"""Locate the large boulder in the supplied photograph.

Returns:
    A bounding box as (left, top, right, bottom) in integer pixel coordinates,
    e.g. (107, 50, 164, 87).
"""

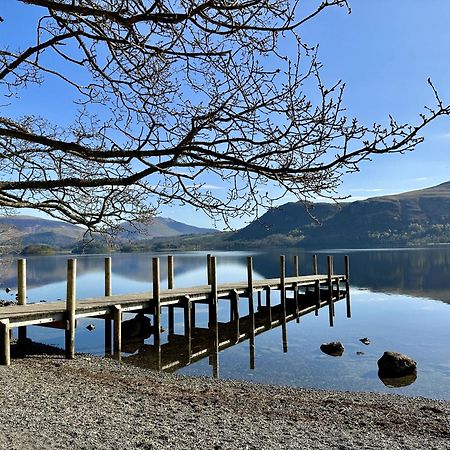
(122, 313, 153, 340)
(320, 341, 344, 357)
(377, 351, 417, 378)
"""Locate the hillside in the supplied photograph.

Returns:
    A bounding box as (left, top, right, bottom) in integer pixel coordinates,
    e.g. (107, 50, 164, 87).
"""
(233, 181, 450, 248)
(0, 215, 217, 253)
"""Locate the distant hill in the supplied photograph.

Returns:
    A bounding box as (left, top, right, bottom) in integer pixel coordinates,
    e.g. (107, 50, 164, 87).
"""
(231, 181, 450, 248)
(0, 215, 217, 253)
(0, 215, 84, 249)
(117, 217, 216, 241)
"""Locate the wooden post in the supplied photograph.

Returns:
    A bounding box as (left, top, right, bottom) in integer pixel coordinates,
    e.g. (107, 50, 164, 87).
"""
(345, 255, 351, 318)
(281, 320, 288, 353)
(207, 254, 212, 285)
(313, 254, 318, 275)
(293, 282, 300, 323)
(167, 255, 174, 289)
(17, 259, 27, 343)
(104, 257, 112, 355)
(168, 307, 175, 334)
(280, 255, 286, 322)
(153, 257, 161, 346)
(293, 255, 299, 277)
(231, 289, 240, 343)
(183, 296, 191, 336)
(327, 256, 334, 327)
(315, 280, 321, 315)
(190, 302, 196, 328)
(265, 286, 272, 326)
(0, 319, 10, 366)
(210, 257, 219, 366)
(247, 257, 255, 338)
(104, 257, 112, 296)
(113, 305, 122, 360)
(65, 258, 77, 359)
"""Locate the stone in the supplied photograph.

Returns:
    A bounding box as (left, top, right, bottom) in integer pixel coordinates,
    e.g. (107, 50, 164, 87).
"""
(359, 337, 370, 345)
(320, 341, 344, 357)
(377, 351, 417, 378)
(122, 313, 153, 340)
(86, 323, 95, 331)
(379, 372, 417, 388)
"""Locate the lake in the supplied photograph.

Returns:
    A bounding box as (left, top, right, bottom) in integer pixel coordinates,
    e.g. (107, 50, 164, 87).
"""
(1, 248, 449, 400)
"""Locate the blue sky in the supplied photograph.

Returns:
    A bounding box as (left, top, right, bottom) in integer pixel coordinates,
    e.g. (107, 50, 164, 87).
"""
(2, 0, 450, 229)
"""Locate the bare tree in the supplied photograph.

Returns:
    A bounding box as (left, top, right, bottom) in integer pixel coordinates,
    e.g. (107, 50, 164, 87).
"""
(0, 0, 449, 231)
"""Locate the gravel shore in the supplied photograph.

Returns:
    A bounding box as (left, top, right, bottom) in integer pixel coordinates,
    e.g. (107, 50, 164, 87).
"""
(0, 352, 449, 450)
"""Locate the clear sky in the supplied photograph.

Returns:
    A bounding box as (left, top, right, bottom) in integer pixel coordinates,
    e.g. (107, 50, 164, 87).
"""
(2, 0, 450, 229)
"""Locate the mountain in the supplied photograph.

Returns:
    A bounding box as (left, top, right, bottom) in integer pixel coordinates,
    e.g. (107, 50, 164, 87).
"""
(231, 181, 450, 248)
(117, 217, 216, 241)
(0, 215, 217, 253)
(0, 216, 84, 248)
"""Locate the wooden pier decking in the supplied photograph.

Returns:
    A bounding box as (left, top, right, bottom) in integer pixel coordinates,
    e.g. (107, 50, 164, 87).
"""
(0, 254, 350, 366)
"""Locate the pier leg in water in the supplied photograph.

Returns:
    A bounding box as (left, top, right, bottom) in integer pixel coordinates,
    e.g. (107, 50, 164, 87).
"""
(247, 257, 255, 368)
(345, 255, 351, 318)
(113, 305, 122, 361)
(231, 289, 240, 344)
(264, 286, 272, 326)
(168, 306, 175, 335)
(183, 296, 192, 359)
(104, 257, 112, 356)
(0, 319, 10, 366)
(315, 280, 321, 316)
(294, 282, 300, 323)
(281, 320, 288, 353)
(280, 255, 286, 323)
(190, 302, 196, 328)
(17, 259, 27, 344)
(65, 259, 77, 360)
(210, 257, 219, 377)
(153, 257, 161, 347)
(327, 255, 334, 327)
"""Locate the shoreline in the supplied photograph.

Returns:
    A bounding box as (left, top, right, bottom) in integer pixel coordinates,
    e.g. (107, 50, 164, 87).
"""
(0, 353, 448, 449)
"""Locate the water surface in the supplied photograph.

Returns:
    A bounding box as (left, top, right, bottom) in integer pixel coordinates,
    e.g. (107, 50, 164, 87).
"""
(1, 248, 449, 400)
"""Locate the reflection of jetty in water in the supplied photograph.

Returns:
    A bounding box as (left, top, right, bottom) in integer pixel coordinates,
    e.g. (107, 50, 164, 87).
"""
(122, 284, 350, 376)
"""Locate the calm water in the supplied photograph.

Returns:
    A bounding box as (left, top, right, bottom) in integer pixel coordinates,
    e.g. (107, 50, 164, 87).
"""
(1, 248, 450, 400)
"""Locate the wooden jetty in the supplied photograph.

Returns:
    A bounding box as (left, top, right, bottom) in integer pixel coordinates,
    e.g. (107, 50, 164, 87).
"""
(0, 254, 350, 366)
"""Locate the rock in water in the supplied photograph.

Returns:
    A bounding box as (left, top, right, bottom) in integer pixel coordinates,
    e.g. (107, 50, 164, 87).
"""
(320, 341, 344, 357)
(86, 323, 95, 332)
(359, 337, 370, 345)
(377, 351, 417, 377)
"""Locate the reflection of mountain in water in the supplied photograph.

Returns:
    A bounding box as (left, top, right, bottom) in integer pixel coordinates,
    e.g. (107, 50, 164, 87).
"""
(1, 249, 449, 305)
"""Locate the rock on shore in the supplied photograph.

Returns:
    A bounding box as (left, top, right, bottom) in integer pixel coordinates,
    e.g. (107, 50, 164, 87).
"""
(0, 355, 449, 450)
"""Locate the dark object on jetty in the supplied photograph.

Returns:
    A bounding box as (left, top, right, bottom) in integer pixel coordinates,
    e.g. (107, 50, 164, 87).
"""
(320, 341, 344, 357)
(377, 351, 417, 378)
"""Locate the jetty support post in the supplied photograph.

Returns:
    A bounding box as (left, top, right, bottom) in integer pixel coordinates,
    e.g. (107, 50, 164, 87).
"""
(0, 319, 10, 366)
(327, 256, 334, 327)
(280, 255, 286, 322)
(247, 257, 255, 338)
(282, 320, 288, 353)
(345, 255, 351, 318)
(210, 257, 219, 368)
(207, 254, 212, 285)
(314, 279, 321, 316)
(167, 255, 175, 334)
(113, 304, 122, 360)
(313, 254, 318, 275)
(104, 257, 112, 355)
(153, 257, 161, 346)
(294, 255, 299, 277)
(17, 258, 27, 343)
(264, 286, 272, 326)
(247, 257, 255, 367)
(231, 289, 240, 343)
(65, 258, 77, 359)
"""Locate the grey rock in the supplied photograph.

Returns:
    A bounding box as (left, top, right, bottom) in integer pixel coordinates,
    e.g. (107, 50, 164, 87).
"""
(377, 351, 417, 377)
(320, 341, 344, 356)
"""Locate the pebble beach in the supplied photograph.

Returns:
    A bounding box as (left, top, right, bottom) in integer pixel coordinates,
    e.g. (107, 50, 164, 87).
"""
(0, 351, 448, 450)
